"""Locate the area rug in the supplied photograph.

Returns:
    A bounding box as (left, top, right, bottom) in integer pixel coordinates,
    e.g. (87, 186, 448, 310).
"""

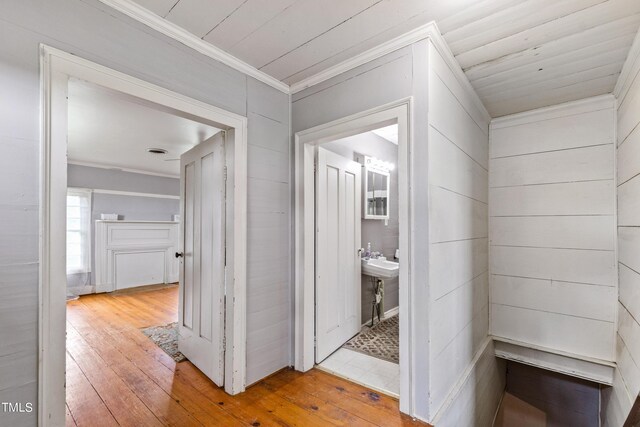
(343, 315, 399, 363)
(140, 322, 187, 363)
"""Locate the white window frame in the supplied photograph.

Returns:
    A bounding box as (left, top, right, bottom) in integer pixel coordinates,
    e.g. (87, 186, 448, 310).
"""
(66, 187, 92, 275)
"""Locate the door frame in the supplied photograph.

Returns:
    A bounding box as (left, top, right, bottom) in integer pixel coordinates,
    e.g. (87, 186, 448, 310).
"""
(294, 98, 417, 415)
(39, 45, 247, 426)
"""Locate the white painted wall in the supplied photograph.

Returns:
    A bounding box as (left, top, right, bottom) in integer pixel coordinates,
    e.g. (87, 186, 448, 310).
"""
(293, 36, 505, 424)
(1, 1, 289, 424)
(427, 41, 505, 426)
(293, 39, 432, 420)
(67, 164, 180, 293)
(602, 30, 640, 427)
(489, 96, 617, 364)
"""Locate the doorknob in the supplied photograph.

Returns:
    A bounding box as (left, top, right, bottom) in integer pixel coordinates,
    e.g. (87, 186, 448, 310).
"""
(357, 248, 364, 255)
(175, 252, 184, 258)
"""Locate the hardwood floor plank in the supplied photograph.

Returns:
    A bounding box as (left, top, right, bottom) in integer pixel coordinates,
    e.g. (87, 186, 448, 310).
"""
(67, 309, 202, 426)
(66, 286, 428, 427)
(69, 300, 244, 426)
(67, 325, 165, 427)
(65, 351, 119, 427)
(65, 404, 77, 427)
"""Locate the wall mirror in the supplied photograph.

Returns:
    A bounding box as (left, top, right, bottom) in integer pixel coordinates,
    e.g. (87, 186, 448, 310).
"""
(363, 157, 390, 219)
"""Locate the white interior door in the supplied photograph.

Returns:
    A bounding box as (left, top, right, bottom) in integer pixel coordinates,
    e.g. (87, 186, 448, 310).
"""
(315, 146, 362, 362)
(178, 132, 226, 385)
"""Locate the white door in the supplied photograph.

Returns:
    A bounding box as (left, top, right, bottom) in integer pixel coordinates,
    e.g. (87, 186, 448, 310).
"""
(315, 147, 362, 362)
(178, 132, 226, 385)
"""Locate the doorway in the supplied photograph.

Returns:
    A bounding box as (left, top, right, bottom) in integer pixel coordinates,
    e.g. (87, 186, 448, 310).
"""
(314, 125, 401, 397)
(294, 98, 417, 415)
(39, 46, 248, 426)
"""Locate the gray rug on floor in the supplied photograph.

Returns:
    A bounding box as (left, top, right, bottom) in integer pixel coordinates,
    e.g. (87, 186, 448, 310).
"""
(140, 322, 187, 363)
(344, 315, 399, 363)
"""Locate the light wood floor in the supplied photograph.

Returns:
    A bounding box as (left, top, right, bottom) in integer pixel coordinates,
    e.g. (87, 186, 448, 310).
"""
(66, 285, 428, 426)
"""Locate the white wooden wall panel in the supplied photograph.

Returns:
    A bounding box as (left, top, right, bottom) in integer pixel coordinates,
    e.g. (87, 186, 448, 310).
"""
(602, 36, 640, 425)
(433, 340, 505, 427)
(490, 108, 613, 158)
(491, 216, 615, 250)
(426, 41, 497, 421)
(431, 304, 489, 412)
(292, 47, 413, 131)
(618, 303, 640, 392)
(430, 239, 488, 301)
(429, 74, 488, 169)
(617, 333, 640, 400)
(429, 187, 487, 244)
(490, 144, 613, 187)
(603, 369, 634, 427)
(491, 246, 616, 287)
(618, 227, 640, 273)
(617, 125, 640, 184)
(620, 263, 640, 322)
(491, 275, 615, 322)
(292, 40, 433, 420)
(431, 273, 488, 357)
(618, 76, 640, 145)
(429, 45, 490, 132)
(489, 96, 617, 367)
(490, 180, 614, 217)
(0, 4, 294, 422)
(618, 178, 640, 226)
(428, 128, 488, 203)
(245, 79, 291, 385)
(491, 304, 613, 360)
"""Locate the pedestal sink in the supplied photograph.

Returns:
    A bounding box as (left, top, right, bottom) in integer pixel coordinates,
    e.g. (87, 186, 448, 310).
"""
(361, 257, 399, 279)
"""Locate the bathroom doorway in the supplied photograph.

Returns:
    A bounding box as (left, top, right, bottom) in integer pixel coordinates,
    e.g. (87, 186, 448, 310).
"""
(294, 99, 419, 415)
(314, 125, 401, 396)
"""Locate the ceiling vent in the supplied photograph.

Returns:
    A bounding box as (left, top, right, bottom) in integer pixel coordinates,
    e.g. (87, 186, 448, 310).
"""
(146, 148, 168, 155)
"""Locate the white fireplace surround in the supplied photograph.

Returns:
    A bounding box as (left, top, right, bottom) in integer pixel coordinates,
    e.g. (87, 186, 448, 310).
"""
(95, 220, 179, 292)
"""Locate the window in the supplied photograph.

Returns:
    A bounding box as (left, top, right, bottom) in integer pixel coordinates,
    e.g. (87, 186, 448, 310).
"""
(67, 188, 92, 274)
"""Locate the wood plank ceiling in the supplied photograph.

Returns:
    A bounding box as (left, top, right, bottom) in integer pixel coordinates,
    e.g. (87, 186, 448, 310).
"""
(131, 0, 640, 116)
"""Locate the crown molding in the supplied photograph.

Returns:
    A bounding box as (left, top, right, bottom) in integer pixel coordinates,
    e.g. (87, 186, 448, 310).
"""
(614, 26, 640, 102)
(490, 94, 615, 130)
(98, 0, 290, 94)
(97, 1, 491, 120)
(290, 21, 491, 123)
(289, 22, 440, 94)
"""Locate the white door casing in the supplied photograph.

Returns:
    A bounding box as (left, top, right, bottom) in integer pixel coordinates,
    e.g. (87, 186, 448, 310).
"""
(179, 132, 226, 385)
(315, 147, 362, 362)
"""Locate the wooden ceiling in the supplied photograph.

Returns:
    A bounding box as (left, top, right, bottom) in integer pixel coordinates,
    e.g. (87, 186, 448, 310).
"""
(129, 0, 640, 116)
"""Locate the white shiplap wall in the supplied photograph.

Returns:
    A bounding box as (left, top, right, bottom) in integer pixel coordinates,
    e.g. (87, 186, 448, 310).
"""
(245, 78, 291, 385)
(489, 96, 617, 364)
(0, 1, 290, 424)
(602, 29, 640, 427)
(427, 41, 505, 425)
(292, 40, 433, 420)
